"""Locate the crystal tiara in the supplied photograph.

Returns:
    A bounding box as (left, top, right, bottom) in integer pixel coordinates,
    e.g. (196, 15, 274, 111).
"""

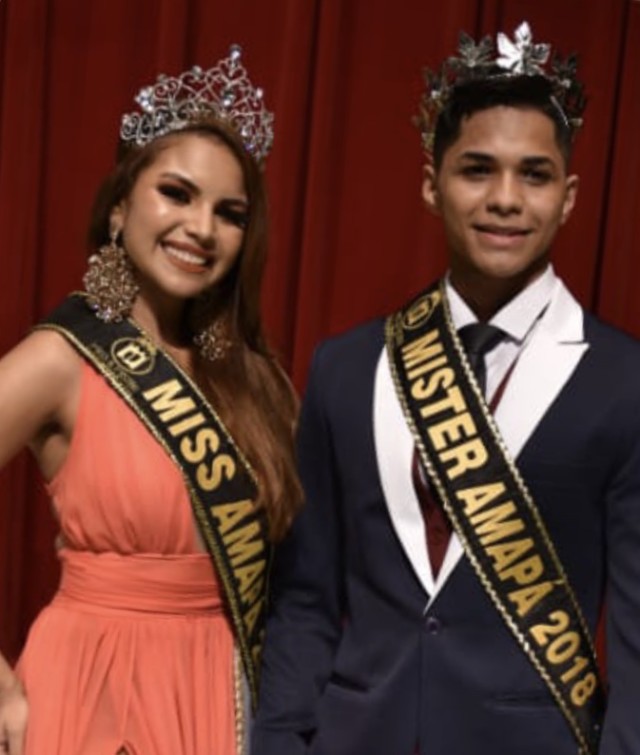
(120, 44, 274, 163)
(416, 21, 586, 157)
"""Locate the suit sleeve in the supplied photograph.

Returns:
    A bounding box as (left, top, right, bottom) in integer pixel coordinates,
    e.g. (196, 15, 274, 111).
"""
(251, 344, 345, 755)
(600, 387, 640, 754)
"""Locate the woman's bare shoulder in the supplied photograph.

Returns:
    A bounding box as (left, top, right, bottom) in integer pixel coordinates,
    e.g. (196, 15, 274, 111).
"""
(0, 329, 83, 467)
(2, 328, 81, 374)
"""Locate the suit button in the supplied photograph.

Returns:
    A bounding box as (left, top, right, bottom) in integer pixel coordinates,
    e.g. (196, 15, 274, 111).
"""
(425, 616, 441, 634)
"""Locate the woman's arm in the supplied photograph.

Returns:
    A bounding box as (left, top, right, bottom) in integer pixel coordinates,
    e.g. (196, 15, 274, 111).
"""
(0, 654, 27, 754)
(0, 328, 82, 753)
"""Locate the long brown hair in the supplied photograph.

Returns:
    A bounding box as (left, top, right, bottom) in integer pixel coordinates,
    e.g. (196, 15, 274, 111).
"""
(88, 122, 302, 540)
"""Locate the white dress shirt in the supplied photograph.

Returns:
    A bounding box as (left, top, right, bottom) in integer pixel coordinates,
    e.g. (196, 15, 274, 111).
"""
(446, 265, 557, 399)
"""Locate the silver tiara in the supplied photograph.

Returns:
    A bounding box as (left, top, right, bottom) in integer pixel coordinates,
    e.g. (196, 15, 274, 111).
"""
(417, 21, 586, 157)
(120, 44, 274, 162)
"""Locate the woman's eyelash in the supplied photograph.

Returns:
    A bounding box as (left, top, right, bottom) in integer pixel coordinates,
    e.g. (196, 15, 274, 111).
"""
(218, 206, 249, 229)
(159, 184, 191, 202)
(157, 185, 248, 227)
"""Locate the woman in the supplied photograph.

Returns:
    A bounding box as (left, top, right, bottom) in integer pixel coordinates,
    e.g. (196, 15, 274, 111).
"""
(0, 45, 300, 754)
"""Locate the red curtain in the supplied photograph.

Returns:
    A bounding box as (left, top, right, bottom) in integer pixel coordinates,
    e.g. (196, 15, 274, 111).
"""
(1, 0, 638, 661)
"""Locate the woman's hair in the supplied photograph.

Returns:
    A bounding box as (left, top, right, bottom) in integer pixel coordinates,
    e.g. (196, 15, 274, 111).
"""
(88, 122, 302, 540)
(433, 74, 574, 170)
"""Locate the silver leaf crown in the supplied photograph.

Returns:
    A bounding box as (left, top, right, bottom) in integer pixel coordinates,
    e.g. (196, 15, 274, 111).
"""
(120, 44, 274, 163)
(417, 21, 586, 157)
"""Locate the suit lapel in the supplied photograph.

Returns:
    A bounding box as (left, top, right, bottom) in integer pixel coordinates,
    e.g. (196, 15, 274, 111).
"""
(373, 278, 588, 606)
(494, 278, 589, 459)
(374, 351, 436, 597)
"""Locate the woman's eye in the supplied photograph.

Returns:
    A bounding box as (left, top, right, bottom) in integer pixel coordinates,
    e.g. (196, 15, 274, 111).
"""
(158, 184, 191, 203)
(218, 205, 249, 229)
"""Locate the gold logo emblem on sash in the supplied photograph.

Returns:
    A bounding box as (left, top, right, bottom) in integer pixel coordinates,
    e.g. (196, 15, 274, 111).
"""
(403, 290, 440, 330)
(111, 337, 156, 375)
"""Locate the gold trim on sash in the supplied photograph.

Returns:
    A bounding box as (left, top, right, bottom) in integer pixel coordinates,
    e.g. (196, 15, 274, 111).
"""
(36, 294, 271, 724)
(385, 281, 604, 754)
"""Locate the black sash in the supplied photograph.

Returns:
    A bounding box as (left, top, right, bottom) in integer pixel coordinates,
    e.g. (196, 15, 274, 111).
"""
(37, 293, 271, 709)
(385, 281, 604, 754)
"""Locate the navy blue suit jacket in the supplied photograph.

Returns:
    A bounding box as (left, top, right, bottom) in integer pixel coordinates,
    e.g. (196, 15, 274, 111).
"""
(252, 299, 640, 754)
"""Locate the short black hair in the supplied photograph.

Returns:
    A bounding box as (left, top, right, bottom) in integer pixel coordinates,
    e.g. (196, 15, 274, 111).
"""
(432, 74, 573, 169)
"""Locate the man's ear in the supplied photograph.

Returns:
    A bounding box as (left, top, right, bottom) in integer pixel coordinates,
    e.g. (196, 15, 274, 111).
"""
(560, 174, 579, 226)
(421, 163, 440, 216)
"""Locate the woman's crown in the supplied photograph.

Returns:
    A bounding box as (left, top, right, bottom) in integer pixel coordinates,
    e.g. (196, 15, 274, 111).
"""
(120, 44, 274, 163)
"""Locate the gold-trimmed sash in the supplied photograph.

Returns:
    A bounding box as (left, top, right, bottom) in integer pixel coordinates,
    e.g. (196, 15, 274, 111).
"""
(36, 293, 271, 711)
(385, 281, 604, 754)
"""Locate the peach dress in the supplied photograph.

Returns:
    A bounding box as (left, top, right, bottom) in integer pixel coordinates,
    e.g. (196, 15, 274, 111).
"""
(17, 361, 238, 755)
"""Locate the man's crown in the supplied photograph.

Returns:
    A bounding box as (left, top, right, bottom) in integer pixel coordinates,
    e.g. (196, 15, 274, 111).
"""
(416, 21, 586, 157)
(120, 44, 274, 163)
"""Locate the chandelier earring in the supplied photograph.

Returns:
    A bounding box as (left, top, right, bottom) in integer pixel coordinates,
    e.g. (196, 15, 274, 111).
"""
(193, 316, 233, 362)
(190, 291, 233, 362)
(83, 228, 139, 322)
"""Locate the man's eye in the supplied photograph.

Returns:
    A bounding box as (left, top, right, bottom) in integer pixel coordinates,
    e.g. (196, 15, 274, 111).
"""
(461, 164, 491, 177)
(159, 184, 190, 203)
(523, 169, 551, 184)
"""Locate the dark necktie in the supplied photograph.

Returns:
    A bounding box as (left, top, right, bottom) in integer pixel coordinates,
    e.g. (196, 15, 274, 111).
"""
(412, 322, 505, 578)
(457, 322, 505, 396)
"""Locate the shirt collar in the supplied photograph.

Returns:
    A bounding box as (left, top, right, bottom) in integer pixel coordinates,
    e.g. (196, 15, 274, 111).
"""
(445, 265, 557, 343)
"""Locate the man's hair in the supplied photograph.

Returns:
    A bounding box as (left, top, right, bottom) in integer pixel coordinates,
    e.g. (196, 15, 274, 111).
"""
(432, 74, 573, 169)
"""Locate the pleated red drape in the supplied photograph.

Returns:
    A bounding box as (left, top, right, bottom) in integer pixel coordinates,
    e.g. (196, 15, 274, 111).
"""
(1, 0, 639, 662)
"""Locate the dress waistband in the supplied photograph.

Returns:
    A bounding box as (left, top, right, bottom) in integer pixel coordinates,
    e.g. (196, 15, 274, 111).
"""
(55, 548, 222, 617)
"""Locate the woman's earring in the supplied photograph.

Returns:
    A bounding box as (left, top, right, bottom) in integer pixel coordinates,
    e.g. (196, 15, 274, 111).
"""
(193, 317, 232, 362)
(83, 228, 138, 322)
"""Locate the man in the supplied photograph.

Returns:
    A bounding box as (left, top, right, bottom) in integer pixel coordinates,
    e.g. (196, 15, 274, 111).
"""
(252, 22, 640, 755)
